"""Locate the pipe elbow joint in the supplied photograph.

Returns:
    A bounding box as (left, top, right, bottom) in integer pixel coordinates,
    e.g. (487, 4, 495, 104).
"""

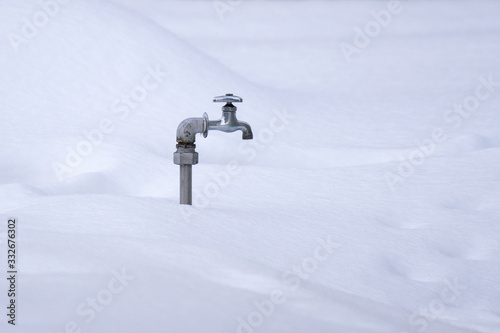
(176, 114, 208, 144)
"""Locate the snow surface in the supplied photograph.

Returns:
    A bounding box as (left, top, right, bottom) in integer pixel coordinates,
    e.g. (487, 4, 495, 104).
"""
(1, 0, 500, 332)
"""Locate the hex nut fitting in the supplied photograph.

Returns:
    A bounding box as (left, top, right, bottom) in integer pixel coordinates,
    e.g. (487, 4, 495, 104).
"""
(173, 151, 199, 165)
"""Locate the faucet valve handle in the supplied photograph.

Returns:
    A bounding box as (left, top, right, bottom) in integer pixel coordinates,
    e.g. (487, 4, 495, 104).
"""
(213, 93, 243, 104)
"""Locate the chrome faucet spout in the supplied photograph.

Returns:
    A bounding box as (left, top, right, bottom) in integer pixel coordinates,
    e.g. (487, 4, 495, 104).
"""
(238, 121, 253, 140)
(208, 110, 253, 140)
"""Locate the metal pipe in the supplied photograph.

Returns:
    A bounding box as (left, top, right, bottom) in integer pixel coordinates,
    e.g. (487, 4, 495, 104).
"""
(179, 164, 192, 204)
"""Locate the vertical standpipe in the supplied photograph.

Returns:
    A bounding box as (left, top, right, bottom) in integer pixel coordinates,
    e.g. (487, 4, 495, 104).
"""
(179, 164, 192, 204)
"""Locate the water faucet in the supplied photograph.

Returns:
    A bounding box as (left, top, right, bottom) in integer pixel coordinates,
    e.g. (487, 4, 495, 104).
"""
(173, 94, 253, 205)
(208, 94, 253, 140)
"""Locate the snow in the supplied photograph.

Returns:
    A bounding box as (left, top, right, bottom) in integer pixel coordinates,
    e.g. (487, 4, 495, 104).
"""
(1, 0, 500, 332)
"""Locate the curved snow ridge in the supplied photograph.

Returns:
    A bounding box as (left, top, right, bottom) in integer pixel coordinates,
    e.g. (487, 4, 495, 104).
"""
(293, 134, 500, 170)
(1, 0, 249, 83)
(0, 183, 47, 212)
(437, 133, 499, 155)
